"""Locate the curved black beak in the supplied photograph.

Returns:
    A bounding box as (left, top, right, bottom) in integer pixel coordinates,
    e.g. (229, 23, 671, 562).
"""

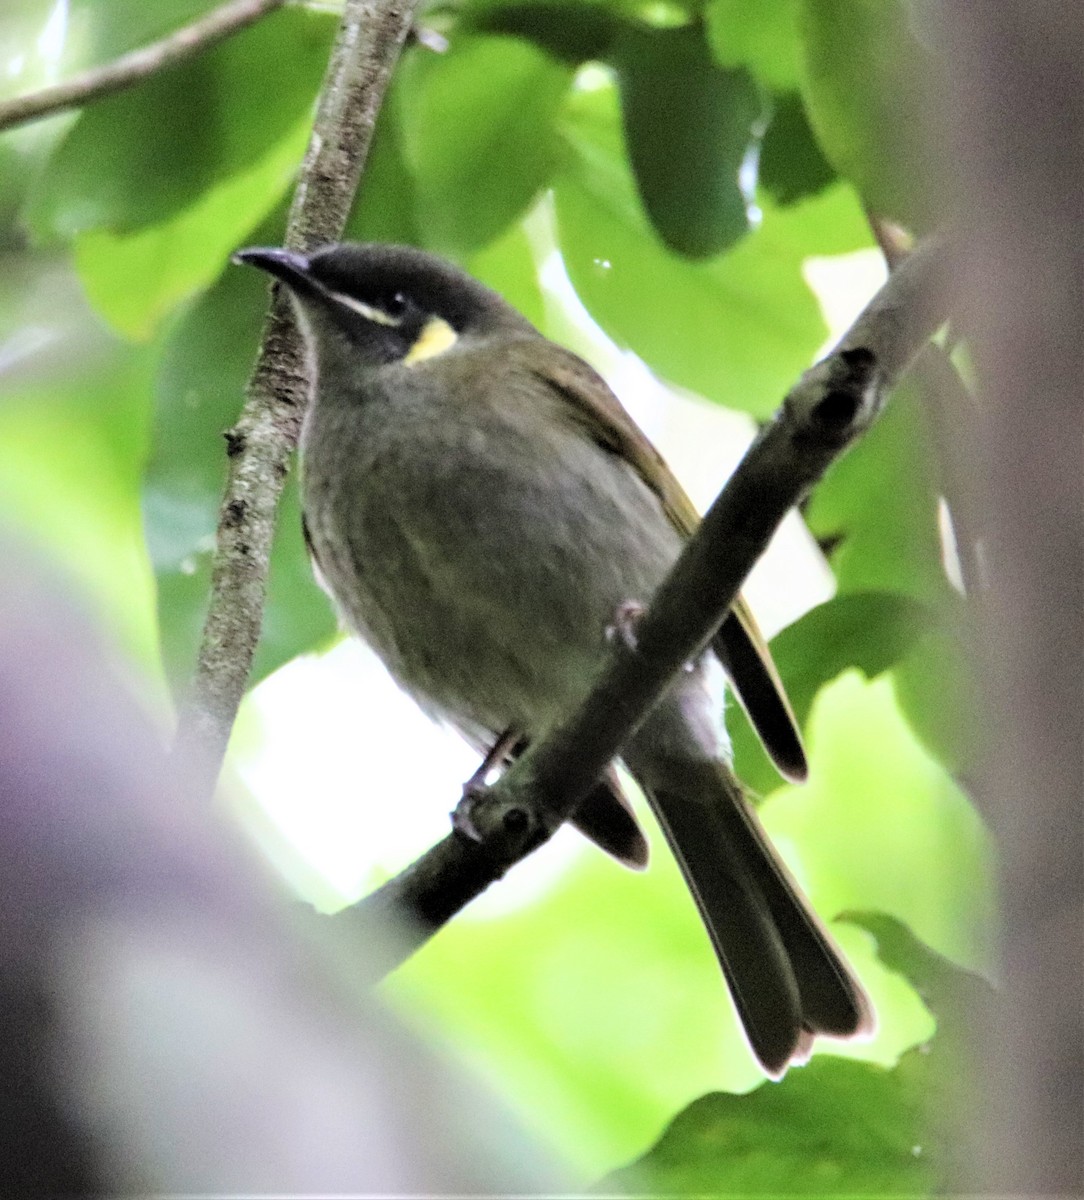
(232, 246, 318, 296)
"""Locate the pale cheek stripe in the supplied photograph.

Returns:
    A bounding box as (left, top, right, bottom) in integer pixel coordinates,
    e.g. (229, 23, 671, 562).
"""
(329, 291, 402, 326)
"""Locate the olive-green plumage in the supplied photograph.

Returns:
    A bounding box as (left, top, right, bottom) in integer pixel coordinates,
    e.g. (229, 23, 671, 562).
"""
(236, 241, 873, 1075)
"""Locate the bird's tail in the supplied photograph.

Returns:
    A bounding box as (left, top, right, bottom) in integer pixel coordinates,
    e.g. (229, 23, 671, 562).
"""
(635, 757, 874, 1076)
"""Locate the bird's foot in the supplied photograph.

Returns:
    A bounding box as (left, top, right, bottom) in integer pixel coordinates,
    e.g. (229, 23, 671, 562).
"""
(606, 599, 646, 650)
(454, 726, 523, 842)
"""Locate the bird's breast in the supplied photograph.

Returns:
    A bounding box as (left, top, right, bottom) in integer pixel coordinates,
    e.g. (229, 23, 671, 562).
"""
(300, 354, 686, 738)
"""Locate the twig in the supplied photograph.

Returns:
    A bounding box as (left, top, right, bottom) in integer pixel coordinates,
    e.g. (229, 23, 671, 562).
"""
(0, 0, 286, 134)
(910, 346, 987, 595)
(340, 234, 953, 974)
(868, 212, 986, 595)
(172, 0, 420, 794)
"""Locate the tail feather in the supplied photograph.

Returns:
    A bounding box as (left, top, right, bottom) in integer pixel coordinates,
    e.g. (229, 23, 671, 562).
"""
(637, 758, 873, 1075)
(570, 771, 650, 869)
(713, 612, 808, 783)
(717, 779, 873, 1038)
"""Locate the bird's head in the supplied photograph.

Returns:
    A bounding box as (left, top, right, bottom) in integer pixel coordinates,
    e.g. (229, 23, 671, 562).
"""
(233, 242, 533, 374)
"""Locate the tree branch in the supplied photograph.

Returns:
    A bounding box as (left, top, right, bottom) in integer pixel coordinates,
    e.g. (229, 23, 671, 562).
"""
(939, 4, 1084, 1193)
(0, 0, 286, 134)
(341, 233, 953, 974)
(172, 0, 421, 794)
(867, 211, 986, 596)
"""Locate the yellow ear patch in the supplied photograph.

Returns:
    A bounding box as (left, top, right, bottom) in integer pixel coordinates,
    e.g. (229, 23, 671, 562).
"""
(404, 315, 459, 365)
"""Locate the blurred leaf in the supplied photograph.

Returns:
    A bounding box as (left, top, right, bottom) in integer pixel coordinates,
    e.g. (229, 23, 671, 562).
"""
(65, 0, 219, 65)
(464, 1, 620, 62)
(842, 911, 995, 1041)
(26, 5, 333, 239)
(758, 91, 837, 206)
(731, 591, 929, 795)
(805, 378, 947, 602)
(0, 140, 35, 237)
(460, 0, 696, 25)
(765, 671, 996, 975)
(892, 618, 982, 779)
(73, 117, 308, 339)
(704, 0, 801, 91)
(553, 80, 869, 415)
(612, 21, 760, 259)
(147, 238, 336, 689)
(843, 911, 993, 1183)
(795, 0, 938, 228)
(602, 1056, 933, 1195)
(345, 94, 421, 247)
(258, 471, 339, 680)
(395, 36, 572, 258)
(0, 312, 159, 666)
(469, 221, 547, 330)
(0, 0, 78, 104)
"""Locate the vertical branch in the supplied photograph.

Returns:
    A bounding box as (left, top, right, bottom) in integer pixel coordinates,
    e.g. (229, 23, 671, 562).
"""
(941, 3, 1084, 1194)
(172, 0, 421, 794)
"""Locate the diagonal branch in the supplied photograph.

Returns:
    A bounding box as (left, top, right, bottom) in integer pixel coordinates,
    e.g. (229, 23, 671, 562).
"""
(342, 234, 952, 976)
(172, 0, 421, 795)
(0, 0, 286, 134)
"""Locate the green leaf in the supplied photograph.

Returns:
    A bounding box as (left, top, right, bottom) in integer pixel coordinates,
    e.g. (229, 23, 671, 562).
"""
(26, 5, 334, 239)
(147, 240, 337, 689)
(345, 96, 422, 247)
(842, 911, 995, 1041)
(602, 1056, 934, 1195)
(463, 1, 621, 63)
(730, 591, 929, 795)
(758, 91, 837, 206)
(0, 287, 159, 665)
(65, 0, 220, 66)
(469, 221, 548, 331)
(601, 913, 994, 1196)
(892, 619, 982, 779)
(805, 378, 948, 602)
(73, 117, 308, 340)
(766, 671, 996, 975)
(553, 79, 869, 415)
(842, 911, 995, 1179)
(704, 0, 801, 92)
(611, 21, 761, 259)
(395, 36, 573, 258)
(795, 0, 938, 228)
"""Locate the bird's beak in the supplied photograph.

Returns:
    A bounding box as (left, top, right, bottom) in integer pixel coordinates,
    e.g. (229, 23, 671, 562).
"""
(232, 246, 319, 297)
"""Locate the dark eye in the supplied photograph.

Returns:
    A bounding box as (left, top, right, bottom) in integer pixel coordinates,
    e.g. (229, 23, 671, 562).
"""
(384, 291, 409, 318)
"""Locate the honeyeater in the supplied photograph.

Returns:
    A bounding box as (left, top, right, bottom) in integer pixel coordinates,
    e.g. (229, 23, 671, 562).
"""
(235, 241, 873, 1076)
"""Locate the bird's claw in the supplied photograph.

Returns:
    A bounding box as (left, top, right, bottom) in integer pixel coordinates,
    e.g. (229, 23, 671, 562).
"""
(606, 599, 646, 650)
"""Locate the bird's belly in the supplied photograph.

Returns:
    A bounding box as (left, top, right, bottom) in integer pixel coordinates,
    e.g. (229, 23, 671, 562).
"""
(301, 388, 686, 741)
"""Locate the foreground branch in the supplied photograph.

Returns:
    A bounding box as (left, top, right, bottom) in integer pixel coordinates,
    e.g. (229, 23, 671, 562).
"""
(344, 234, 952, 972)
(0, 0, 285, 134)
(173, 0, 421, 794)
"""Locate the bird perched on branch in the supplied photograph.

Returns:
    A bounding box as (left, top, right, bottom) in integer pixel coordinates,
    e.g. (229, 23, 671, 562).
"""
(235, 241, 873, 1076)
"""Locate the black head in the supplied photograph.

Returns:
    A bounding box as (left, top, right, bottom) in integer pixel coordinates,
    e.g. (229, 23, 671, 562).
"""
(233, 242, 535, 370)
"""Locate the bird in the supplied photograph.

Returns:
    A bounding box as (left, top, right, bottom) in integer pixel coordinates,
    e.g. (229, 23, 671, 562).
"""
(234, 241, 874, 1076)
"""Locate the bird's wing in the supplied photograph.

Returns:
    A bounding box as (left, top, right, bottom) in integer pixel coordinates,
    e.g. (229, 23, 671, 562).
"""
(518, 340, 807, 783)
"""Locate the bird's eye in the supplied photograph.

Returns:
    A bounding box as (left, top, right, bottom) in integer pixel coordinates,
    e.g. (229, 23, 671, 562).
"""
(383, 291, 409, 318)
